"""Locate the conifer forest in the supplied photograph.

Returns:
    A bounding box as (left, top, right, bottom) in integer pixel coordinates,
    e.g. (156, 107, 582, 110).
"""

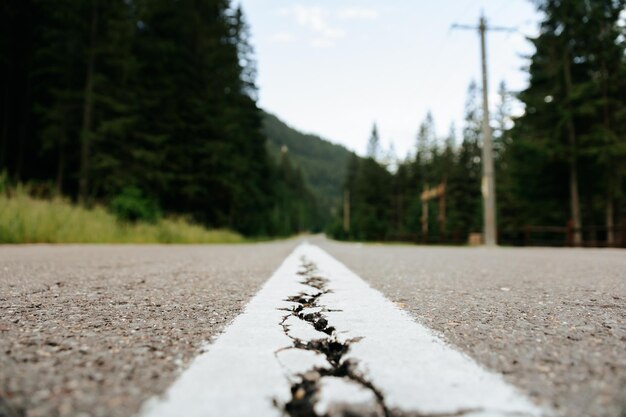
(332, 0, 626, 246)
(1, 0, 625, 245)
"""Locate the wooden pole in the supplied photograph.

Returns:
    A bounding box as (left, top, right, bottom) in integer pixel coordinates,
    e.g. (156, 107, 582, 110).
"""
(438, 183, 446, 241)
(479, 15, 497, 246)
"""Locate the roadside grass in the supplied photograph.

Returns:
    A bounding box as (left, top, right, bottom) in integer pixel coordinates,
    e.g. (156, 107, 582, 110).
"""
(0, 188, 244, 244)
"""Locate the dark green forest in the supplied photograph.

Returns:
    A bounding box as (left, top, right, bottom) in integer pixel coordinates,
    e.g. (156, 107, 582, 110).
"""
(263, 111, 355, 225)
(1, 0, 625, 244)
(0, 0, 317, 236)
(331, 0, 626, 246)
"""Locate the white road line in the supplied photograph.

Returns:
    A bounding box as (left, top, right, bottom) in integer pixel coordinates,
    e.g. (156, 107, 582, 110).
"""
(139, 242, 547, 417)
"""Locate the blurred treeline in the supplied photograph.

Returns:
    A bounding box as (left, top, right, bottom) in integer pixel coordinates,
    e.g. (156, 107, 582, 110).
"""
(0, 0, 318, 236)
(330, 0, 626, 245)
(263, 111, 356, 227)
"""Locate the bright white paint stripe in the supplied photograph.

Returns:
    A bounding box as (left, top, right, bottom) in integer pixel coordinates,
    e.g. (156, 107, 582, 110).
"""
(139, 242, 548, 417)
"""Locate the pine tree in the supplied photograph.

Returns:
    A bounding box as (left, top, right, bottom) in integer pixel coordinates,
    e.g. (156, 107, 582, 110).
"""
(512, 0, 626, 243)
(493, 81, 511, 159)
(31, 0, 85, 194)
(0, 0, 312, 237)
(416, 111, 435, 166)
(366, 123, 380, 160)
(573, 0, 626, 244)
(446, 82, 482, 238)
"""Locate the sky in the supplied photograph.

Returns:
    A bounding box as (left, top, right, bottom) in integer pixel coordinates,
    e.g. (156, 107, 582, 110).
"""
(238, 1, 542, 158)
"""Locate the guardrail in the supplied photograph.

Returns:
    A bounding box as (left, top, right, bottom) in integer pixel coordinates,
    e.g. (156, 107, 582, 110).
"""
(516, 219, 626, 248)
(376, 218, 626, 248)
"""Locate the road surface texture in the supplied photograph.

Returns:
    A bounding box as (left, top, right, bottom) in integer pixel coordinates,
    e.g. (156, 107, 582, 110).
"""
(1, 237, 625, 417)
(314, 237, 626, 417)
(0, 241, 296, 417)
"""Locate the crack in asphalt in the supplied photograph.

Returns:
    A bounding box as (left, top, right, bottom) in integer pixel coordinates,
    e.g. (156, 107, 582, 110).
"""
(275, 258, 388, 417)
(275, 257, 533, 417)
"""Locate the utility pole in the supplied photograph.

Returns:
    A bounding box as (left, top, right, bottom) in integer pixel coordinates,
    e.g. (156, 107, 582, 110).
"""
(452, 14, 514, 247)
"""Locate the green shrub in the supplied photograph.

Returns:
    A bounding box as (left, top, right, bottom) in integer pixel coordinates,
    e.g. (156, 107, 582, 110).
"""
(109, 187, 161, 223)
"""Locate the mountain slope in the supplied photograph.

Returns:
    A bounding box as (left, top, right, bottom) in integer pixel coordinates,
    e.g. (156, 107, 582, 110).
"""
(262, 111, 354, 216)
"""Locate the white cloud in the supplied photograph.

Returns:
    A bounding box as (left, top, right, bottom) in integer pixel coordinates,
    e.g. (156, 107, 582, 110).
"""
(292, 5, 345, 39)
(268, 32, 296, 43)
(277, 5, 345, 47)
(337, 7, 379, 20)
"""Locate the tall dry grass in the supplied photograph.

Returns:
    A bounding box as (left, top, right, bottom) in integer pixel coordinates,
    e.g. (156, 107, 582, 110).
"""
(0, 188, 244, 244)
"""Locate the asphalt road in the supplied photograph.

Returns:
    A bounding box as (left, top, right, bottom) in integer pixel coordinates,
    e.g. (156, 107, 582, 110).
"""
(315, 237, 626, 417)
(1, 238, 625, 417)
(0, 241, 297, 417)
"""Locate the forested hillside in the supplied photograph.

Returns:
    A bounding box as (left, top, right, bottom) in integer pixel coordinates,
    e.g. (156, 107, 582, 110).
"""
(262, 112, 355, 220)
(0, 0, 317, 236)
